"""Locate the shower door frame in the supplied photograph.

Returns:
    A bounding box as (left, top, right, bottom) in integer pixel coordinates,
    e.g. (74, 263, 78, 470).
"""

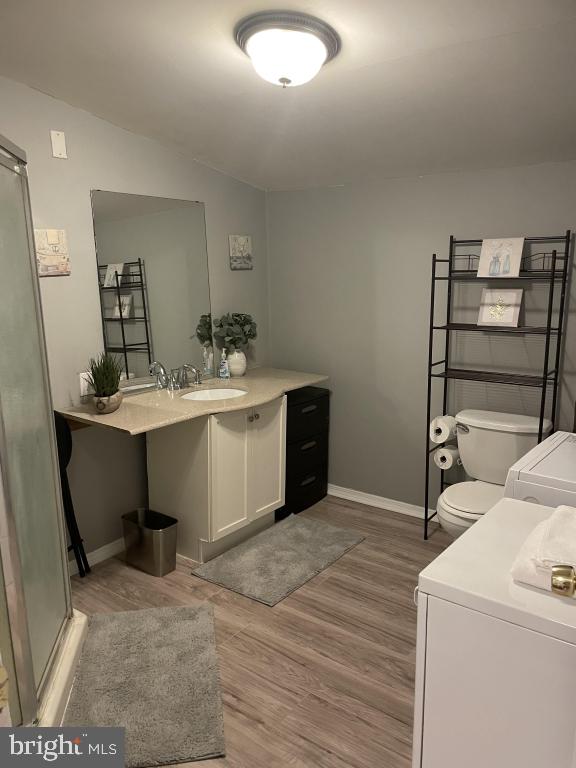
(0, 136, 72, 724)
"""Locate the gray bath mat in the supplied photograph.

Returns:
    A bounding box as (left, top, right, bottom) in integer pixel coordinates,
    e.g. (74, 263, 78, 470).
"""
(193, 514, 364, 606)
(63, 604, 225, 767)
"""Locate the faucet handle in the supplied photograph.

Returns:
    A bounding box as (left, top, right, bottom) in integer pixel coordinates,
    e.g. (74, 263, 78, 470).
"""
(149, 360, 169, 389)
(169, 369, 183, 390)
(180, 363, 202, 386)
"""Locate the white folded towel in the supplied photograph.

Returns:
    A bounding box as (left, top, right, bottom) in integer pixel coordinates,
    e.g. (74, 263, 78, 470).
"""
(511, 505, 576, 595)
(511, 520, 551, 592)
(534, 505, 576, 569)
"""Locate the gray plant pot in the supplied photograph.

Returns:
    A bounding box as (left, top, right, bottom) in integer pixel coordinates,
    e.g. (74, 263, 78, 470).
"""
(93, 390, 123, 414)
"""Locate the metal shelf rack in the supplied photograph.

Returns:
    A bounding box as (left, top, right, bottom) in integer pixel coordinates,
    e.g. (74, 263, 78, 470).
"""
(424, 231, 572, 539)
(97, 258, 152, 375)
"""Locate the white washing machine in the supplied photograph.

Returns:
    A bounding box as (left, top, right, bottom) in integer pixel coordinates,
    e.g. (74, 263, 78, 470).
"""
(504, 431, 576, 507)
(413, 435, 576, 767)
(413, 498, 576, 768)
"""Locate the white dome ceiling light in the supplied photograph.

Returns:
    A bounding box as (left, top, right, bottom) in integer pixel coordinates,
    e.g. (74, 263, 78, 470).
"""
(235, 11, 341, 88)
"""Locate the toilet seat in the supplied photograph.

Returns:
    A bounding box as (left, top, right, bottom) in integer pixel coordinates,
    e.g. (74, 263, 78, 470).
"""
(437, 480, 504, 537)
(442, 480, 504, 516)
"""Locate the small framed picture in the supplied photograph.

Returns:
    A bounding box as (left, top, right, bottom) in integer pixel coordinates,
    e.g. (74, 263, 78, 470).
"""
(229, 235, 253, 270)
(112, 294, 133, 319)
(477, 288, 523, 327)
(477, 237, 524, 278)
(103, 263, 126, 287)
(35, 228, 70, 277)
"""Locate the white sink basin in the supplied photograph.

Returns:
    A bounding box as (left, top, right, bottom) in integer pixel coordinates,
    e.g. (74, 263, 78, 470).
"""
(181, 388, 247, 402)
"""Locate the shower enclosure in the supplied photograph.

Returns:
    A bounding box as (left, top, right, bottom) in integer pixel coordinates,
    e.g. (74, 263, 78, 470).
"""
(0, 135, 72, 725)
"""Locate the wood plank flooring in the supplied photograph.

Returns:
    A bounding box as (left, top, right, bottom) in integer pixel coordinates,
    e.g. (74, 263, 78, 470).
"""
(71, 496, 450, 768)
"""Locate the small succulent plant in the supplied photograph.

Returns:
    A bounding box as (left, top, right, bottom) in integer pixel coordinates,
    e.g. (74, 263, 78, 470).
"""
(86, 353, 123, 397)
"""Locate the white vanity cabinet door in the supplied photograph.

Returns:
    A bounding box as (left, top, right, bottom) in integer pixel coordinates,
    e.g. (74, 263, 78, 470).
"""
(209, 409, 250, 540)
(419, 595, 576, 768)
(248, 396, 287, 521)
(209, 396, 286, 542)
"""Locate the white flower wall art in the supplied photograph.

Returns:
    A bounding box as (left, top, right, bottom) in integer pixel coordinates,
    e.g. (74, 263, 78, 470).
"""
(477, 288, 523, 327)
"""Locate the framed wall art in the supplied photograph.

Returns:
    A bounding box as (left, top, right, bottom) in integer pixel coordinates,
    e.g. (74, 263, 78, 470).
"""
(103, 262, 126, 287)
(229, 235, 253, 270)
(112, 294, 133, 318)
(477, 237, 524, 278)
(477, 288, 523, 327)
(35, 228, 70, 277)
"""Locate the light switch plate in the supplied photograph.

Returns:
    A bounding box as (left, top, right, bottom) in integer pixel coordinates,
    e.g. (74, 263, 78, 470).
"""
(50, 130, 67, 159)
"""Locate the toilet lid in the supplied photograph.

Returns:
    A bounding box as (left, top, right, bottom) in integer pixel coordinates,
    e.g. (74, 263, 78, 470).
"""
(442, 481, 504, 515)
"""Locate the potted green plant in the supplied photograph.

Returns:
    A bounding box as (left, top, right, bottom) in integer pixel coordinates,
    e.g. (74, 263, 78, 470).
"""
(194, 313, 214, 376)
(86, 352, 124, 414)
(212, 312, 257, 376)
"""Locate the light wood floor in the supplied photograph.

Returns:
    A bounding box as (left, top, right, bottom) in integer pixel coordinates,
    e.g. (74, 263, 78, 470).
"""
(71, 496, 450, 768)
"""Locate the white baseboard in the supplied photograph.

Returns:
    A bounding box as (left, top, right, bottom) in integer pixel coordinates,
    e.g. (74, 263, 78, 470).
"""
(68, 537, 125, 577)
(327, 483, 434, 520)
(38, 609, 88, 726)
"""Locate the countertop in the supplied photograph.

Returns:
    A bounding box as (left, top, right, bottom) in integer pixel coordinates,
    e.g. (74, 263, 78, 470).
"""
(58, 367, 328, 436)
(419, 498, 576, 644)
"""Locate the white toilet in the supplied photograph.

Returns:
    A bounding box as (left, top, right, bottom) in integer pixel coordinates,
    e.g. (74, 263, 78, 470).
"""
(437, 409, 552, 538)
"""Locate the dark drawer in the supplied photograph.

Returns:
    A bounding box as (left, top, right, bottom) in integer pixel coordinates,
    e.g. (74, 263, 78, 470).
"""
(285, 466, 328, 514)
(287, 394, 329, 443)
(287, 432, 328, 475)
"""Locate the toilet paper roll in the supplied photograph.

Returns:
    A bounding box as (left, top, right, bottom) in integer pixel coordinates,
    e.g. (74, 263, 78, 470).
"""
(433, 446, 460, 470)
(429, 415, 457, 444)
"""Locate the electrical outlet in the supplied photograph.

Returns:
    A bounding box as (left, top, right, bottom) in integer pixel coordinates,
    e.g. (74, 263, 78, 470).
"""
(79, 371, 93, 398)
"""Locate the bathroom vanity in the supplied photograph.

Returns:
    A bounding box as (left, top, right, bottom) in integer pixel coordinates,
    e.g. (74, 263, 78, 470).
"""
(58, 190, 329, 562)
(147, 392, 287, 562)
(59, 368, 328, 561)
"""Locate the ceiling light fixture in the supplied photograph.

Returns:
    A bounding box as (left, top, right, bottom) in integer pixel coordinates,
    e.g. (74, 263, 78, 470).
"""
(235, 11, 340, 88)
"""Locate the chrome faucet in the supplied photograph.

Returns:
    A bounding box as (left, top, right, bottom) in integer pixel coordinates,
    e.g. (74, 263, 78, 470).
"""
(180, 363, 202, 387)
(149, 361, 202, 390)
(149, 361, 170, 389)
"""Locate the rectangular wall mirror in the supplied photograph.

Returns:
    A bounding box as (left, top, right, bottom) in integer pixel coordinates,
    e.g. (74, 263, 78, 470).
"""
(91, 191, 211, 380)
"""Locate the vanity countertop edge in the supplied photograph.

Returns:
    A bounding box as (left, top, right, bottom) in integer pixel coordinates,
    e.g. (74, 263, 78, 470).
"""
(58, 367, 329, 436)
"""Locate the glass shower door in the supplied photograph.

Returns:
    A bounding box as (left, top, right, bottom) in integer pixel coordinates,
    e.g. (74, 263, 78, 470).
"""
(0, 143, 71, 721)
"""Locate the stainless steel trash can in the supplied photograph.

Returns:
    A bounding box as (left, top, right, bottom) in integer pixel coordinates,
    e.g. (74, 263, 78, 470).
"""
(122, 508, 178, 577)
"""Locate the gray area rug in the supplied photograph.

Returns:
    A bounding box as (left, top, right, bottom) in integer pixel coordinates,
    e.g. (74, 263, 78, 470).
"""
(64, 604, 225, 767)
(193, 514, 364, 606)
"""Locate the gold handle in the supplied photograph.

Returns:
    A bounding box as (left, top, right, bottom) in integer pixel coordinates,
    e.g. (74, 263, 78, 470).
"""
(551, 565, 576, 598)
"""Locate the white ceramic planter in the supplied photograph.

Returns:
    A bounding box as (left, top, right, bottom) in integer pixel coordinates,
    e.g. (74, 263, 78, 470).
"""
(228, 349, 247, 377)
(93, 390, 123, 414)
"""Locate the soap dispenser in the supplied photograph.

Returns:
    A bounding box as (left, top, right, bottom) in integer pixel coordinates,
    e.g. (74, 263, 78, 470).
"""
(219, 348, 230, 380)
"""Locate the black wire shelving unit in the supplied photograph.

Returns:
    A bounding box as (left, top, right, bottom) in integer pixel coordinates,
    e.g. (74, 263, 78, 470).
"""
(424, 231, 572, 540)
(97, 258, 152, 375)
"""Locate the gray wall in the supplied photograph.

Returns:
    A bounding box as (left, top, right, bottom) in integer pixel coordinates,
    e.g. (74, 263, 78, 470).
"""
(2, 72, 576, 547)
(0, 75, 269, 552)
(267, 161, 576, 508)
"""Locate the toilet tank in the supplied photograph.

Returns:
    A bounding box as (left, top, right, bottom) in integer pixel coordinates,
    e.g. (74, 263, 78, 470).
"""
(456, 410, 552, 485)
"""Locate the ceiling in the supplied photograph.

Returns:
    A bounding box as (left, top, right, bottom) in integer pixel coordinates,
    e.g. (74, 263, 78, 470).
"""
(1, 0, 576, 190)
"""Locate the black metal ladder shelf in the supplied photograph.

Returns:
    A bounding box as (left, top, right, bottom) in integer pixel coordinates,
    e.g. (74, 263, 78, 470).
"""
(424, 231, 572, 539)
(97, 258, 152, 375)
